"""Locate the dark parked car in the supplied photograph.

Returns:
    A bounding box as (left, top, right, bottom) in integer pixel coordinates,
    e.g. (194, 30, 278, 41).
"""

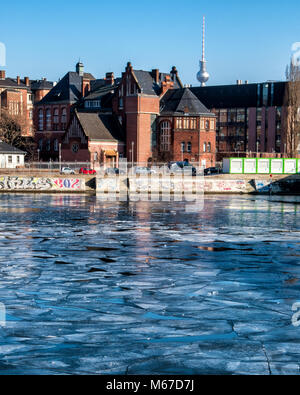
(169, 161, 197, 177)
(204, 167, 221, 176)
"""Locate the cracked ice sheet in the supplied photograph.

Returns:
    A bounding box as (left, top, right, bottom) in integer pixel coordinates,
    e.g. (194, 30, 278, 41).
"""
(0, 194, 300, 375)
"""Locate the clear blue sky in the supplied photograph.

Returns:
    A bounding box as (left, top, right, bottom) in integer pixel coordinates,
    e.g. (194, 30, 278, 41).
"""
(1, 0, 299, 86)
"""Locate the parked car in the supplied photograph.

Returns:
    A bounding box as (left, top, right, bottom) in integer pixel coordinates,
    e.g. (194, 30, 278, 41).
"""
(105, 168, 125, 176)
(133, 167, 156, 175)
(204, 167, 221, 176)
(169, 162, 197, 177)
(79, 167, 97, 175)
(60, 167, 75, 175)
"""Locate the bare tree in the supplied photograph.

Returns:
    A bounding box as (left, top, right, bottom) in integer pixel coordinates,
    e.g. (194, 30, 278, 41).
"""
(284, 60, 300, 157)
(0, 107, 36, 160)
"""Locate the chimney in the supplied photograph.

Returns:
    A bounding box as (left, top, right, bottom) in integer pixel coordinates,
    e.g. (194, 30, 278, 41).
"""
(245, 80, 249, 85)
(24, 77, 29, 86)
(0, 70, 5, 80)
(151, 69, 159, 84)
(237, 80, 242, 85)
(76, 62, 84, 77)
(126, 62, 133, 72)
(105, 72, 115, 86)
(170, 66, 178, 81)
(17, 76, 20, 85)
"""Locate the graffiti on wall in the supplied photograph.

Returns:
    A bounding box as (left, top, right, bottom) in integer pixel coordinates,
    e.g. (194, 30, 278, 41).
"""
(0, 177, 82, 191)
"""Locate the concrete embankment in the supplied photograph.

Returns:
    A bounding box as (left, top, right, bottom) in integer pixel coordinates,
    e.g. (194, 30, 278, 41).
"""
(97, 174, 300, 195)
(0, 173, 299, 195)
(0, 174, 95, 193)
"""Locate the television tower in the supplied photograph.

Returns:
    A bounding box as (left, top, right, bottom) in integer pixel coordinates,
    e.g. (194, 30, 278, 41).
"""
(197, 16, 210, 86)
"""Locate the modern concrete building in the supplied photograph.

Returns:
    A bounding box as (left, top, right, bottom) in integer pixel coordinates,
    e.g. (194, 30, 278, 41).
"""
(190, 81, 289, 159)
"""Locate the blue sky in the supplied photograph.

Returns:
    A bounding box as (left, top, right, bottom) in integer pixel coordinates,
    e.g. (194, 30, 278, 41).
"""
(0, 0, 299, 86)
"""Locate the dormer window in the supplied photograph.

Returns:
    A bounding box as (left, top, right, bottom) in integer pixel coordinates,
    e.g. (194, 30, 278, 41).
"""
(85, 100, 101, 109)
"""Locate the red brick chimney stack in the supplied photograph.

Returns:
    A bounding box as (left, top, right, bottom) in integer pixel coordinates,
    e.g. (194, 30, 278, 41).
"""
(151, 69, 159, 84)
(105, 72, 115, 86)
(17, 76, 20, 85)
(24, 77, 30, 86)
(0, 70, 5, 80)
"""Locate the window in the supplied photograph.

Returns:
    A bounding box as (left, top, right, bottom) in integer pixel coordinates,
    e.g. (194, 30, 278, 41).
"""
(203, 142, 207, 152)
(54, 139, 59, 152)
(8, 156, 12, 164)
(61, 108, 67, 130)
(205, 120, 210, 130)
(160, 121, 171, 152)
(119, 98, 124, 109)
(207, 142, 211, 153)
(94, 152, 98, 161)
(46, 139, 51, 151)
(85, 101, 101, 109)
(38, 139, 43, 150)
(176, 118, 183, 129)
(53, 108, 59, 123)
(190, 118, 197, 129)
(219, 109, 227, 123)
(183, 117, 189, 129)
(29, 110, 33, 120)
(181, 142, 185, 153)
(46, 109, 51, 130)
(38, 109, 44, 131)
(16, 156, 20, 164)
(257, 84, 261, 106)
(263, 84, 269, 106)
(72, 143, 79, 153)
(187, 142, 192, 153)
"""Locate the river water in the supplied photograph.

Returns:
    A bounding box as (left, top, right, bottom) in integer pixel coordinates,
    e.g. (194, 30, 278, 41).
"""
(0, 194, 300, 375)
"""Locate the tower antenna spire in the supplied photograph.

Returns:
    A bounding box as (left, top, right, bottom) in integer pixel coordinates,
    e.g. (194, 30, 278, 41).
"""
(202, 15, 205, 62)
(197, 15, 210, 86)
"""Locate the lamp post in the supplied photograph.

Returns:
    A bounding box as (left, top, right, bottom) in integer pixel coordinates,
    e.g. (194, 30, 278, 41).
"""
(131, 141, 134, 168)
(59, 143, 62, 172)
(37, 149, 40, 164)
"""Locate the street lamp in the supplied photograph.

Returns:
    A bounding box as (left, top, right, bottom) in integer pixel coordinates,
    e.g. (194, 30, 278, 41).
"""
(37, 149, 40, 163)
(59, 143, 62, 172)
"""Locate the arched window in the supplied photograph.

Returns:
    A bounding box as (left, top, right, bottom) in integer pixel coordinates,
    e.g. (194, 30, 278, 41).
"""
(160, 121, 171, 152)
(53, 108, 59, 130)
(207, 142, 211, 153)
(203, 142, 207, 153)
(38, 138, 43, 150)
(205, 120, 210, 130)
(38, 109, 44, 131)
(46, 109, 51, 130)
(181, 142, 186, 153)
(61, 108, 67, 130)
(187, 142, 192, 153)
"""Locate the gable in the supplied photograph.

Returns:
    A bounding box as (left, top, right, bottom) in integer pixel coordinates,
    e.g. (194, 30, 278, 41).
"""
(64, 114, 88, 144)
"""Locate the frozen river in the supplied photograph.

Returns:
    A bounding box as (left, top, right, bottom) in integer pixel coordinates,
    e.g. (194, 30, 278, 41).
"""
(0, 194, 300, 375)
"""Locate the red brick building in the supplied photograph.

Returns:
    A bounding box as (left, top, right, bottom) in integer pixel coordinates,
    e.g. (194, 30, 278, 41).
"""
(112, 63, 216, 166)
(34, 62, 217, 167)
(62, 110, 124, 168)
(157, 88, 216, 167)
(34, 62, 95, 161)
(0, 71, 33, 137)
(112, 63, 184, 164)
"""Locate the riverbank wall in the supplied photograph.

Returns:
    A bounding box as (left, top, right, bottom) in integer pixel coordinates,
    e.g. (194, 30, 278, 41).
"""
(0, 175, 95, 193)
(0, 173, 299, 195)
